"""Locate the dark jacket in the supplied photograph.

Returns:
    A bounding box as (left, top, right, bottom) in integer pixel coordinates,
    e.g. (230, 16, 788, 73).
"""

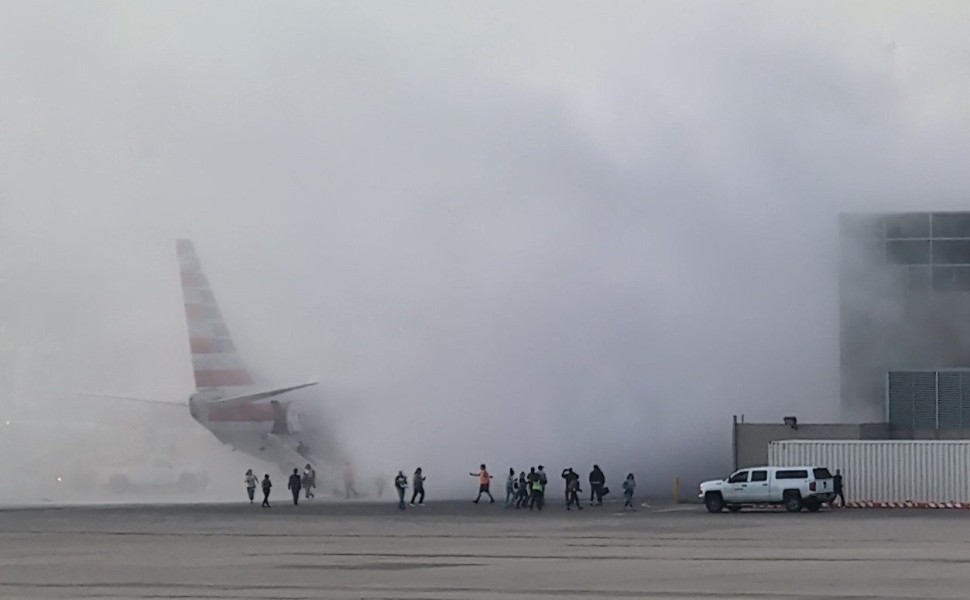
(288, 474, 302, 491)
(589, 468, 605, 486)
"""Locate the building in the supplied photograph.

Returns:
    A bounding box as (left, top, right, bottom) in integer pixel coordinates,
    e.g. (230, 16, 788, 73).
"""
(730, 212, 970, 469)
(840, 212, 970, 426)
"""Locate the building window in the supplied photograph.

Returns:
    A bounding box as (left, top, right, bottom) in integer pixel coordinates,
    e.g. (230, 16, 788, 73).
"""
(932, 213, 970, 238)
(885, 213, 930, 239)
(932, 240, 970, 265)
(887, 240, 930, 265)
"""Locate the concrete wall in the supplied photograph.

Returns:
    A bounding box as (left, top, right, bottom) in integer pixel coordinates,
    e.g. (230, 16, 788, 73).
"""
(734, 423, 891, 469)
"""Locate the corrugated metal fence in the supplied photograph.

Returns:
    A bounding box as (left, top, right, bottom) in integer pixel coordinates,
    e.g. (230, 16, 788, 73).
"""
(768, 440, 970, 504)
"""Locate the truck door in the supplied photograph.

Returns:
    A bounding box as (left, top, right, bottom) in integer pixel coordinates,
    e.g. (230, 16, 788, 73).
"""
(722, 470, 749, 503)
(747, 469, 770, 502)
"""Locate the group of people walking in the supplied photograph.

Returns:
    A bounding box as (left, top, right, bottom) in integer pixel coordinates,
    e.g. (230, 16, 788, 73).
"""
(392, 467, 427, 510)
(499, 464, 637, 511)
(244, 462, 639, 511)
(245, 464, 316, 508)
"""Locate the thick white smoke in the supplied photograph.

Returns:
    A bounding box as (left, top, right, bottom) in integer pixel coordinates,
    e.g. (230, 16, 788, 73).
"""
(1, 2, 968, 502)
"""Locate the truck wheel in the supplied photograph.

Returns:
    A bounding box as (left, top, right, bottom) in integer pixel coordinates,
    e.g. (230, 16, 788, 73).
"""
(705, 492, 725, 513)
(727, 505, 742, 513)
(805, 499, 821, 512)
(784, 492, 803, 513)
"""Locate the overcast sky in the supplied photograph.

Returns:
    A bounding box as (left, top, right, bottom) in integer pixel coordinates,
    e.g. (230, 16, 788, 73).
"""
(2, 1, 969, 496)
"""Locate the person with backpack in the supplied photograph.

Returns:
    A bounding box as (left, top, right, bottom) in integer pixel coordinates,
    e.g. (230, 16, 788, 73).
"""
(287, 468, 302, 505)
(588, 465, 606, 505)
(394, 471, 408, 510)
(261, 474, 272, 508)
(244, 469, 258, 504)
(410, 467, 426, 506)
(622, 473, 636, 510)
(470, 464, 494, 504)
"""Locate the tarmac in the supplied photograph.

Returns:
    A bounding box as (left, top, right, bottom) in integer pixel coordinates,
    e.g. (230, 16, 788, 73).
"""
(3, 500, 970, 599)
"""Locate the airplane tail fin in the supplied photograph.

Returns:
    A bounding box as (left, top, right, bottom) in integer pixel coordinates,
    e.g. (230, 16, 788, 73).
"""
(177, 239, 255, 392)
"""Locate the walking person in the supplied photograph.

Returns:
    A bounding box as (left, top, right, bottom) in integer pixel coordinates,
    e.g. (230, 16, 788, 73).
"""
(505, 468, 517, 507)
(288, 468, 302, 505)
(343, 462, 360, 499)
(394, 471, 408, 510)
(833, 469, 846, 508)
(516, 472, 528, 508)
(622, 473, 636, 510)
(562, 468, 582, 510)
(470, 464, 494, 504)
(589, 465, 606, 505)
(302, 464, 316, 500)
(561, 467, 573, 505)
(529, 468, 545, 511)
(410, 467, 426, 506)
(244, 469, 258, 504)
(525, 467, 537, 507)
(261, 474, 272, 508)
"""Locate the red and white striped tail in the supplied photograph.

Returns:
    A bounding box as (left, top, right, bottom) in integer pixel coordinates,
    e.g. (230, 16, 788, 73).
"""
(177, 239, 255, 392)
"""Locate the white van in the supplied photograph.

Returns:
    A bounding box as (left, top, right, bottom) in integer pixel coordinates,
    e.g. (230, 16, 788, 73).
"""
(699, 466, 835, 513)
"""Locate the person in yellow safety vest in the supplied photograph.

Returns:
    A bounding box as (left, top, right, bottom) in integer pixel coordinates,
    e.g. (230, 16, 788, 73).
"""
(470, 464, 494, 504)
(529, 467, 545, 511)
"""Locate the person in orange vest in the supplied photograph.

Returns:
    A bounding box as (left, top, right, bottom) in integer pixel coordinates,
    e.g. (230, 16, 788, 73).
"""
(470, 464, 494, 504)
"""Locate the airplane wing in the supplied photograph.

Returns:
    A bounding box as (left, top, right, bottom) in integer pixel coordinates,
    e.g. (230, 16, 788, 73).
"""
(77, 393, 186, 408)
(203, 382, 319, 409)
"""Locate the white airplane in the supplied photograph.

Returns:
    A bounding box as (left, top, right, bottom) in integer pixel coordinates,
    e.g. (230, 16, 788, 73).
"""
(175, 239, 337, 473)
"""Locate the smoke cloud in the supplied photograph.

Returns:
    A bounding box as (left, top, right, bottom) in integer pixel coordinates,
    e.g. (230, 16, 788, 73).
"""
(1, 1, 969, 502)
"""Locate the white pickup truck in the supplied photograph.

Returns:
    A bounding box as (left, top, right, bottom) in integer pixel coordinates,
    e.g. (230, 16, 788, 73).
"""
(97, 457, 209, 494)
(699, 466, 835, 513)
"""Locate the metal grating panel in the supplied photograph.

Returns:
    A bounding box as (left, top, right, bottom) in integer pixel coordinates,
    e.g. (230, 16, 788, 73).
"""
(962, 374, 970, 427)
(889, 370, 970, 430)
(888, 371, 915, 427)
(938, 372, 962, 428)
(913, 372, 938, 428)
